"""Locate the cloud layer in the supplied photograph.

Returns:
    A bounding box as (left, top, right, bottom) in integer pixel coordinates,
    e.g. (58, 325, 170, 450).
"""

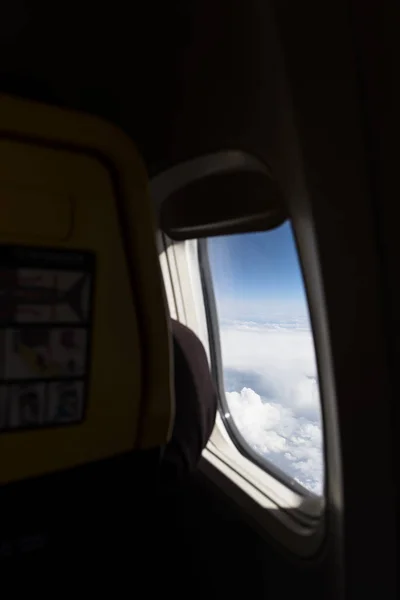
(220, 320, 323, 495)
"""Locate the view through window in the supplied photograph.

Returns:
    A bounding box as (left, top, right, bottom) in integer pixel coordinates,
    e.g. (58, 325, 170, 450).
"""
(207, 223, 324, 495)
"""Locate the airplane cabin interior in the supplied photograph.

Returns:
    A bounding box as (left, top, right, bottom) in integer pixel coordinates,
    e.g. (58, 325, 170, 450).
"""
(0, 1, 397, 597)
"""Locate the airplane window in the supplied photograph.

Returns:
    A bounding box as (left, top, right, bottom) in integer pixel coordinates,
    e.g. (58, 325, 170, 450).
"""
(205, 223, 324, 495)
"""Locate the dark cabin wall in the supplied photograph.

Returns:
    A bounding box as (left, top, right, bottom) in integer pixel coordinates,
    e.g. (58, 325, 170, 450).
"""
(0, 0, 191, 172)
(0, 0, 297, 176)
(162, 470, 327, 599)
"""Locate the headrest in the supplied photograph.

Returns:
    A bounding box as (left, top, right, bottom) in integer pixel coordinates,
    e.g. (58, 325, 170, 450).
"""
(161, 320, 217, 482)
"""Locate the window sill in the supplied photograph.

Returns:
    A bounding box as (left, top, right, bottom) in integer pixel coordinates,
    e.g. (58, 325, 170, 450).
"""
(201, 422, 325, 559)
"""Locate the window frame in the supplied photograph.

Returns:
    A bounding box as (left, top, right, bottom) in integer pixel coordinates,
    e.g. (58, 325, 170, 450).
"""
(197, 236, 321, 499)
(152, 151, 335, 557)
(158, 233, 326, 555)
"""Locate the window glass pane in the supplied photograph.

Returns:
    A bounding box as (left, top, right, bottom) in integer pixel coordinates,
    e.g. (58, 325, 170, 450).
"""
(207, 223, 324, 495)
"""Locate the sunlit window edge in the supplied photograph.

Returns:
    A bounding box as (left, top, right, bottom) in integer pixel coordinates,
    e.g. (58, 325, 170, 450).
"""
(159, 236, 325, 541)
(206, 415, 324, 519)
(199, 448, 325, 558)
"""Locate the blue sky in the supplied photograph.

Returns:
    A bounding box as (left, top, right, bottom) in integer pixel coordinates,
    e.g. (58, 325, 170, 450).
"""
(207, 222, 323, 493)
(207, 222, 309, 320)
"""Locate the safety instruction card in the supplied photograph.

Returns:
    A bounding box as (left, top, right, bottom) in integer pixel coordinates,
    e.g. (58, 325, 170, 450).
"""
(0, 246, 95, 432)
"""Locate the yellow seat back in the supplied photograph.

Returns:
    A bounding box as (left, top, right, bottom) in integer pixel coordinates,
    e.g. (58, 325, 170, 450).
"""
(0, 95, 172, 484)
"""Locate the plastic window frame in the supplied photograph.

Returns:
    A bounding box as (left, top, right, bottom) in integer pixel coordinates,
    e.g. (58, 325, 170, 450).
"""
(198, 236, 324, 498)
(158, 233, 326, 555)
(153, 152, 329, 557)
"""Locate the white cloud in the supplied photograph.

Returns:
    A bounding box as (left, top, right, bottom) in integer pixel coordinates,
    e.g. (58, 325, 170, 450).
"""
(220, 321, 324, 495)
(220, 321, 321, 420)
